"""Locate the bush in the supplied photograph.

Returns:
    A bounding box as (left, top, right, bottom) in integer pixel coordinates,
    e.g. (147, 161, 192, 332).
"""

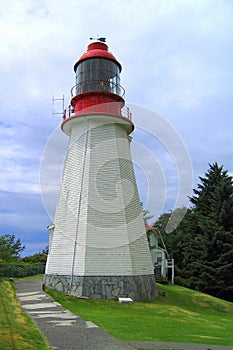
(0, 263, 45, 278)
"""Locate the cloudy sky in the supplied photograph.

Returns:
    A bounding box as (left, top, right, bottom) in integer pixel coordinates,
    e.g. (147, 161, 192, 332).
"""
(0, 0, 232, 256)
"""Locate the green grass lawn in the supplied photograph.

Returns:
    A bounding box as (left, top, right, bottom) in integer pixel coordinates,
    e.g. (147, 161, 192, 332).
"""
(0, 278, 51, 350)
(13, 274, 44, 281)
(46, 283, 233, 346)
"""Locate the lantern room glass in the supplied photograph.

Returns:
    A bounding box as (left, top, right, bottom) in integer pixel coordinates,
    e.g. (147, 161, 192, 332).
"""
(76, 58, 121, 95)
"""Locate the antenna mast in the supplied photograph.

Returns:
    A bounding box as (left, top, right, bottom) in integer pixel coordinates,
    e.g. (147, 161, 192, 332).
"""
(52, 95, 65, 116)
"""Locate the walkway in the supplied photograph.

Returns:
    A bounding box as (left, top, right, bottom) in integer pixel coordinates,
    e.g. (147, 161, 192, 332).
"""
(15, 278, 233, 350)
(15, 278, 134, 350)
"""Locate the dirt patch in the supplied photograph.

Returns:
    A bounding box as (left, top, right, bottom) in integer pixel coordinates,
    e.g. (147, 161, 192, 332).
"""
(192, 300, 209, 308)
(0, 329, 11, 336)
(169, 305, 199, 316)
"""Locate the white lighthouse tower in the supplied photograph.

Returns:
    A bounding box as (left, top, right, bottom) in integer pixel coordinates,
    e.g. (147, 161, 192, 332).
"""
(44, 39, 156, 301)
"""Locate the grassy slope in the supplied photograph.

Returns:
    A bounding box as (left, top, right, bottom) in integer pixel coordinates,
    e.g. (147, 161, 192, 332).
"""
(13, 274, 44, 281)
(0, 279, 51, 350)
(46, 283, 233, 346)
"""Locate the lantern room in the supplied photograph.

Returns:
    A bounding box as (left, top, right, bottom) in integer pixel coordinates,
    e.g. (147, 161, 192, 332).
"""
(69, 41, 126, 117)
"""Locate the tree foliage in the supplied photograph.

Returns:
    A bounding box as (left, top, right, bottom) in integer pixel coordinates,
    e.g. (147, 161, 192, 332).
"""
(154, 163, 233, 302)
(0, 234, 25, 262)
(21, 246, 48, 264)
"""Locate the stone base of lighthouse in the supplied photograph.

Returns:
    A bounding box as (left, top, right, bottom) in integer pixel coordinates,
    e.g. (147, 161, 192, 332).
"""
(44, 274, 156, 301)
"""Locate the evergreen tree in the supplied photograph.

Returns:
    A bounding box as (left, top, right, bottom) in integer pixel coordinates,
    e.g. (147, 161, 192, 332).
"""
(154, 163, 233, 301)
(190, 163, 233, 230)
(189, 163, 233, 298)
(184, 163, 233, 300)
(0, 234, 25, 262)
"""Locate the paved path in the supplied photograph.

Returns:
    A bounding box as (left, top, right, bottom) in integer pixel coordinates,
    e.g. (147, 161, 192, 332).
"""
(15, 278, 134, 350)
(15, 278, 233, 350)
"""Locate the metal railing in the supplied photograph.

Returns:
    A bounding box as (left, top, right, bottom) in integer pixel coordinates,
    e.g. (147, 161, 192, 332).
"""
(121, 106, 132, 121)
(63, 104, 132, 122)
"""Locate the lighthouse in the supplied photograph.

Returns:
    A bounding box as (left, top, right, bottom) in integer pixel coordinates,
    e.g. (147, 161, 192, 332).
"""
(44, 39, 156, 301)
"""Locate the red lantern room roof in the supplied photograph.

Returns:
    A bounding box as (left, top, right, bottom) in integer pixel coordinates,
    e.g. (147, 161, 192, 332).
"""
(146, 225, 155, 231)
(74, 41, 122, 72)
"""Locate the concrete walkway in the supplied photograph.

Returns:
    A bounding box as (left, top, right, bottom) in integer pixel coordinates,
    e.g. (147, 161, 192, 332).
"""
(15, 278, 233, 350)
(15, 278, 134, 350)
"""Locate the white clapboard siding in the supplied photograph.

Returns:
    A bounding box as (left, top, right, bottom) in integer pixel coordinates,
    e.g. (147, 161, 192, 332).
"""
(46, 115, 153, 277)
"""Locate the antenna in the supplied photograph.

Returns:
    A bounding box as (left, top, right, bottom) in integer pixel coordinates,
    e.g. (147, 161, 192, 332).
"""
(52, 95, 65, 116)
(90, 36, 106, 42)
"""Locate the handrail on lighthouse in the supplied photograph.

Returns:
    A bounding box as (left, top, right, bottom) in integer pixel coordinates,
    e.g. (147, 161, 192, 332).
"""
(63, 104, 132, 121)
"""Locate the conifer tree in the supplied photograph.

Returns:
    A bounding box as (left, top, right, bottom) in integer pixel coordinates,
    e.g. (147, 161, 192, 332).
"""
(184, 163, 233, 300)
(0, 234, 25, 262)
(154, 163, 233, 301)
